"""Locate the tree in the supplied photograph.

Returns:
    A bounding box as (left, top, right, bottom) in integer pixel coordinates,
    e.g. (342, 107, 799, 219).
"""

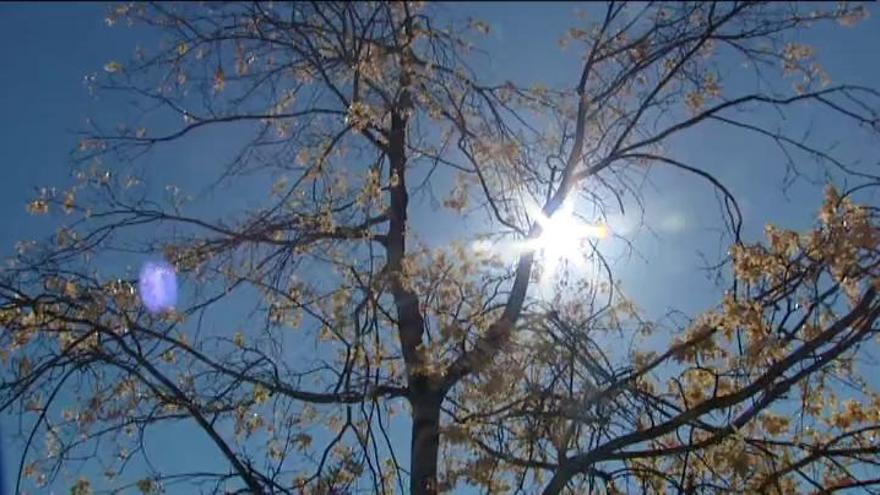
(2, 1, 880, 493)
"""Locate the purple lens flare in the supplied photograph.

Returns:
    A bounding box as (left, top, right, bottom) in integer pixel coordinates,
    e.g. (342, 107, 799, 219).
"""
(138, 260, 178, 314)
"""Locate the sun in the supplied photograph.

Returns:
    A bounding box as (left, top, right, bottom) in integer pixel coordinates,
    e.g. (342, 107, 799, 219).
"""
(469, 200, 609, 283)
(526, 200, 607, 277)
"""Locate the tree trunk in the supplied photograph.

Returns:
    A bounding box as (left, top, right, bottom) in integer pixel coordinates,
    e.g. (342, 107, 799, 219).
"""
(541, 467, 572, 495)
(409, 389, 442, 495)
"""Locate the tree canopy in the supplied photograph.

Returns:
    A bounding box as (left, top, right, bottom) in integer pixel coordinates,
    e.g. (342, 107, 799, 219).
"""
(3, 2, 880, 494)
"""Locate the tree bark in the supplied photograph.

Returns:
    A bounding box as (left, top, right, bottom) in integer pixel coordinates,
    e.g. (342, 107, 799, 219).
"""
(409, 385, 442, 495)
(541, 465, 573, 495)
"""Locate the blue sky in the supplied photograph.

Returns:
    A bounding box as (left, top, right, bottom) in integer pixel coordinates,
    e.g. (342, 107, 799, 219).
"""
(1, 2, 879, 493)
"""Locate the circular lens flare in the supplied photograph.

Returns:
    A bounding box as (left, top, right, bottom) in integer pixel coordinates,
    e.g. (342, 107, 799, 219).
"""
(138, 261, 178, 314)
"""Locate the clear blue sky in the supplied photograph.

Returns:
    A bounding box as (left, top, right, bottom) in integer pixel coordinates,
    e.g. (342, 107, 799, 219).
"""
(1, 2, 879, 493)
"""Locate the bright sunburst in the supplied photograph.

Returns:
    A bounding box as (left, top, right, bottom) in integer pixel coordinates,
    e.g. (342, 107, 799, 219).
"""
(469, 200, 608, 284)
(526, 200, 607, 279)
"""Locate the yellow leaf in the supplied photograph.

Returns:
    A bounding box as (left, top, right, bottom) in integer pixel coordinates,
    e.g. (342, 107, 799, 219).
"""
(104, 61, 122, 73)
(214, 66, 225, 92)
(63, 191, 75, 214)
(253, 384, 270, 404)
(71, 478, 92, 495)
(26, 199, 48, 215)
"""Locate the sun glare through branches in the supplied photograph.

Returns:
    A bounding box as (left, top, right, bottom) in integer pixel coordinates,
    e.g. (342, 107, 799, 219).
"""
(526, 200, 608, 283)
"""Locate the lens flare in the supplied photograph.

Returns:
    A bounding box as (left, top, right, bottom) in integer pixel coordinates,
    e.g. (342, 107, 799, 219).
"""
(138, 260, 178, 314)
(467, 200, 608, 287)
(526, 201, 607, 276)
